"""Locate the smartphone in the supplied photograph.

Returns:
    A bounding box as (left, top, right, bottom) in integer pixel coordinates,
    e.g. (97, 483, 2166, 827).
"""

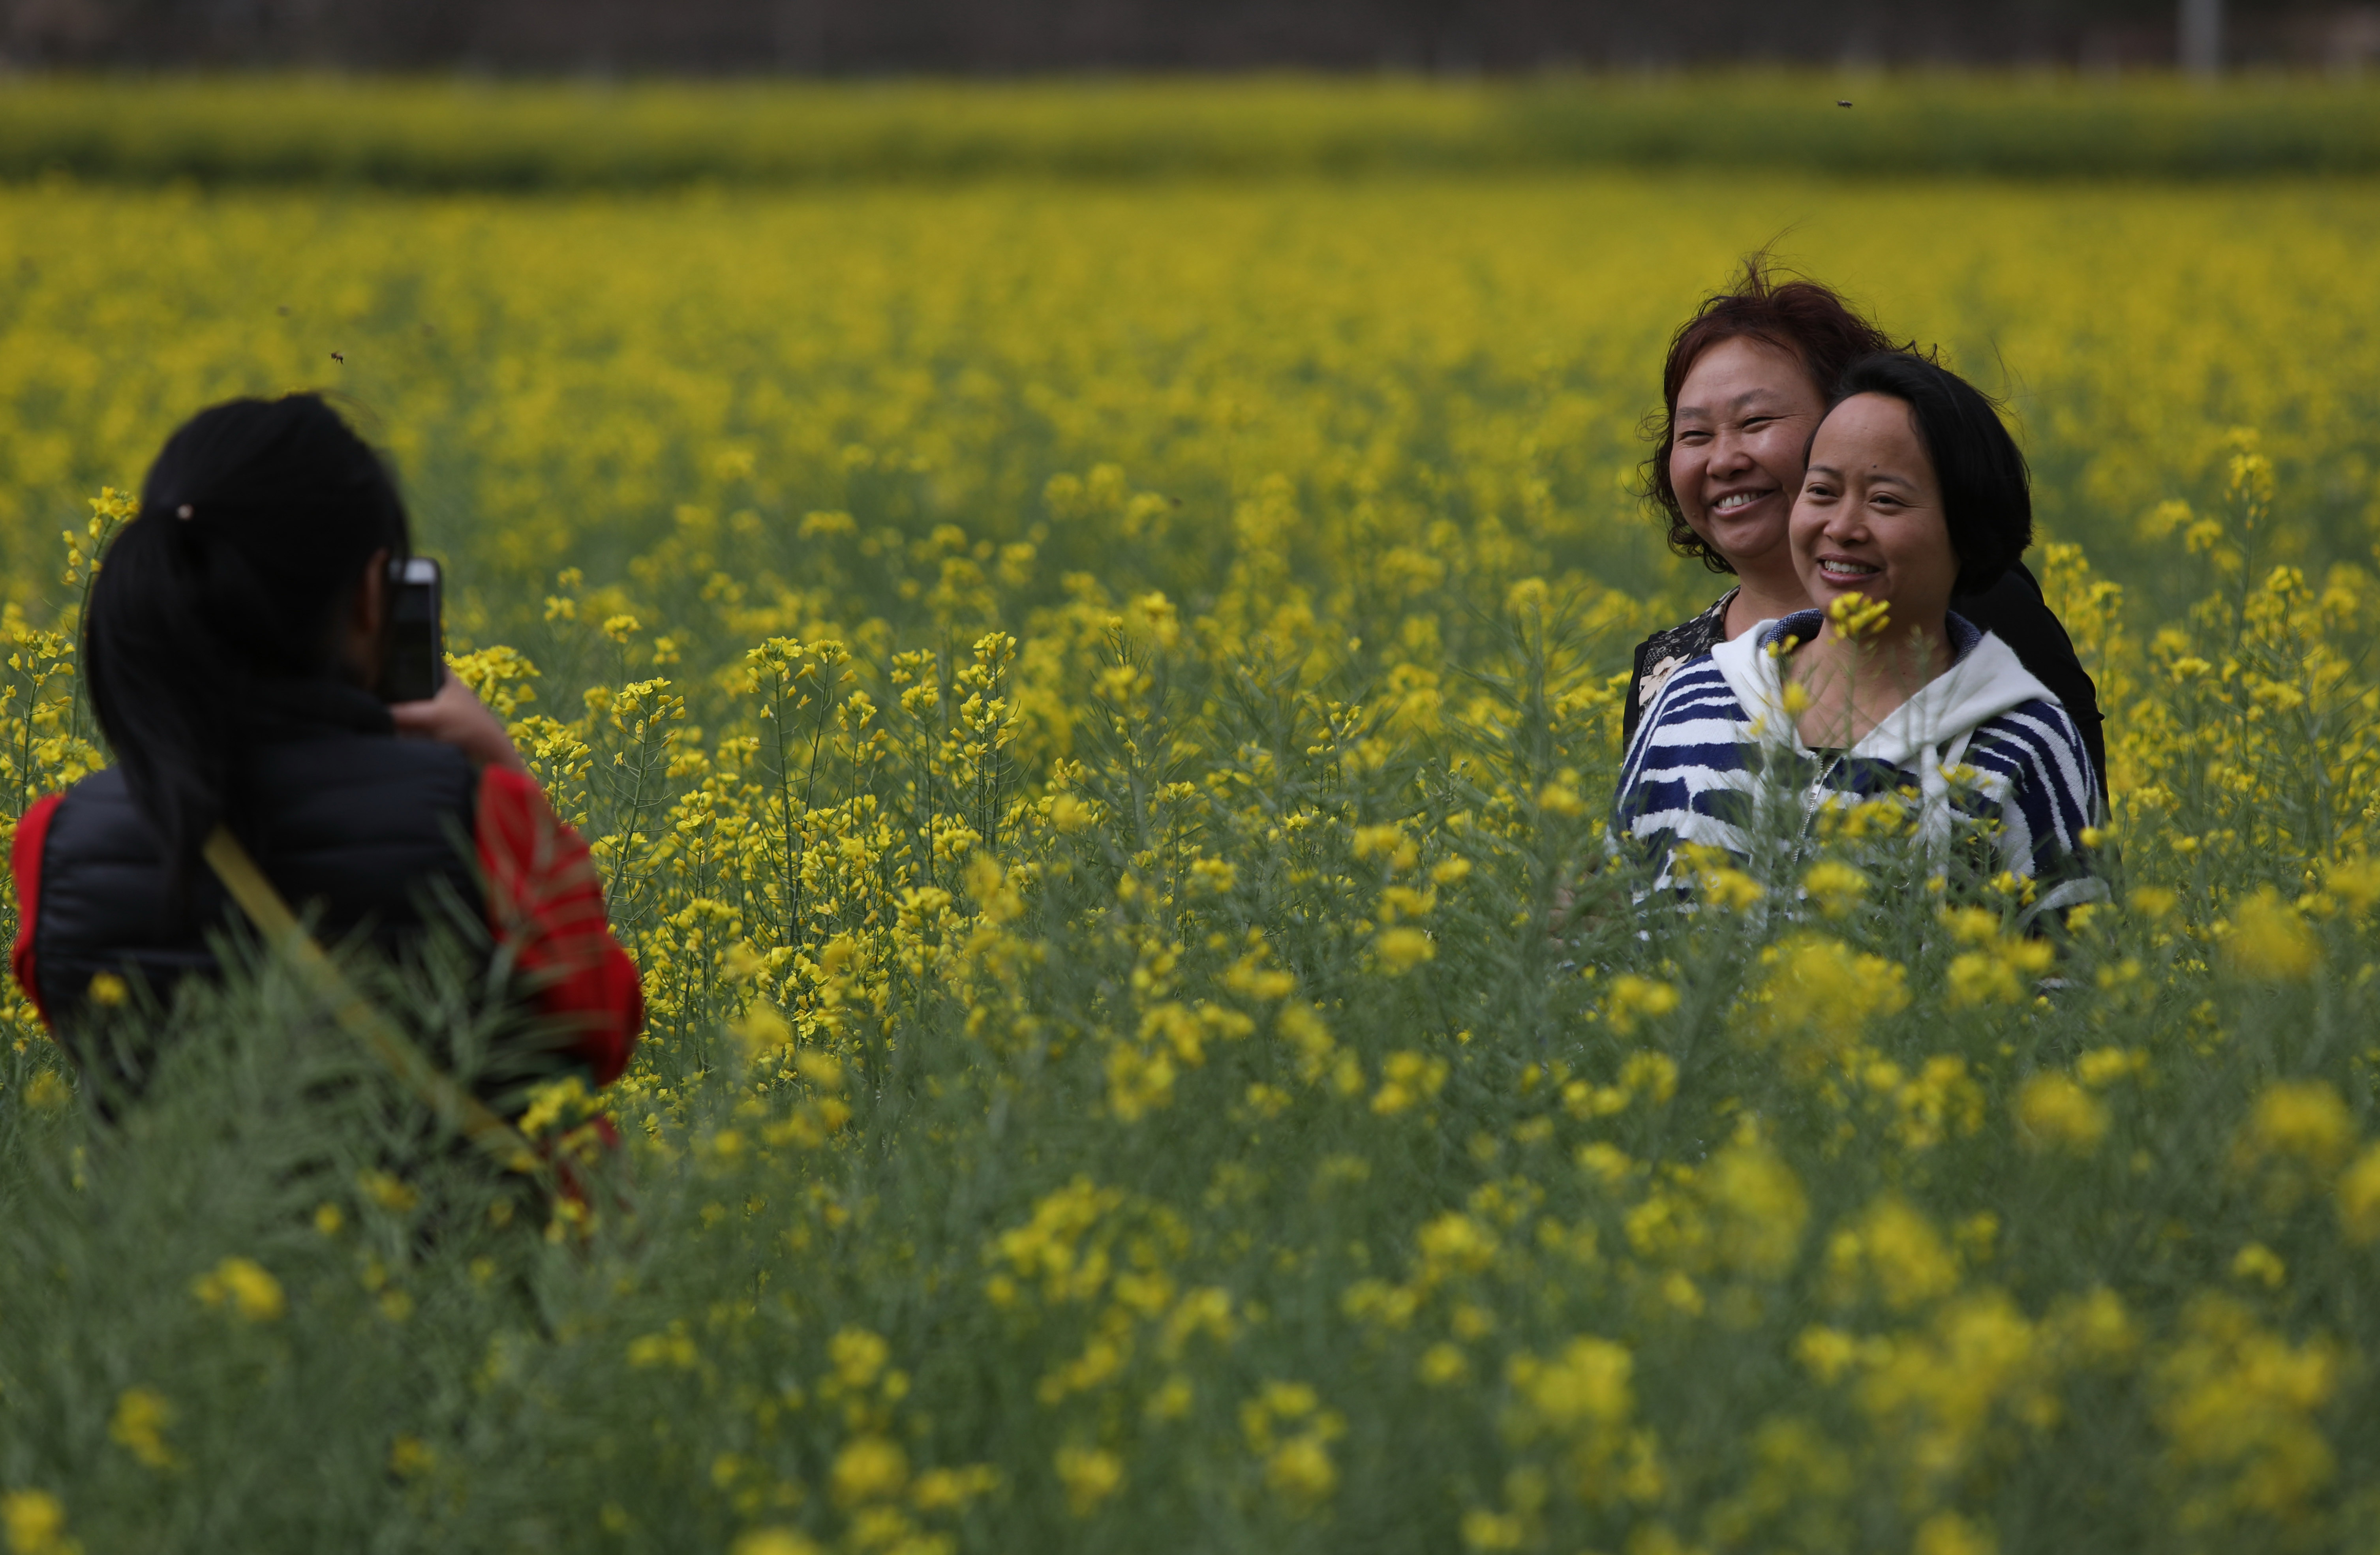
(379, 556, 444, 704)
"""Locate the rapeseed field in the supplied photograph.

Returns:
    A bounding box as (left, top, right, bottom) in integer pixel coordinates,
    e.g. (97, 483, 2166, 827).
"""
(5, 122, 2380, 1553)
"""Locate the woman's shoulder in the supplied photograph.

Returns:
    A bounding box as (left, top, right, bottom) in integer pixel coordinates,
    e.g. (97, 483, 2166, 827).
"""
(1627, 650, 1750, 771)
(1629, 591, 1734, 720)
(1956, 564, 2100, 704)
(240, 736, 482, 885)
(1641, 650, 1735, 711)
(40, 767, 141, 844)
(1962, 696, 2099, 805)
(1969, 694, 2090, 755)
(1635, 591, 1732, 664)
(253, 727, 475, 797)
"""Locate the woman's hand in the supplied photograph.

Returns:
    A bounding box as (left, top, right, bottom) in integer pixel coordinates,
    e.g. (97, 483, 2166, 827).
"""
(389, 672, 529, 775)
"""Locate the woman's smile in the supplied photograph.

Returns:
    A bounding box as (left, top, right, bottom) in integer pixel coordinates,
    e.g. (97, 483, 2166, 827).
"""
(1705, 485, 1784, 529)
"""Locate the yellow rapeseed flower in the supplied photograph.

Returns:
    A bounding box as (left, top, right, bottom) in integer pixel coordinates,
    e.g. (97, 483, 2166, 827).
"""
(191, 1256, 285, 1322)
(1265, 1433, 1339, 1505)
(1374, 926, 1435, 975)
(831, 1436, 909, 1507)
(2238, 1079, 2354, 1176)
(1419, 1342, 1470, 1387)
(2076, 1047, 2148, 1088)
(357, 1170, 419, 1215)
(1913, 1511, 1996, 1555)
(1702, 1129, 1809, 1280)
(1800, 859, 1869, 917)
(1460, 1508, 1529, 1549)
(1699, 865, 1765, 912)
(1827, 1196, 1960, 1311)
(1371, 1050, 1447, 1115)
(2015, 1074, 2109, 1155)
(1507, 1336, 1633, 1431)
(830, 1327, 890, 1389)
(730, 1531, 823, 1555)
(2230, 1242, 2286, 1289)
(2155, 1295, 2339, 1523)
(108, 1388, 177, 1472)
(1794, 1326, 1864, 1385)
(1604, 974, 1680, 1036)
(1, 1490, 78, 1555)
(1740, 934, 1907, 1069)
(2224, 888, 2319, 979)
(2336, 1144, 2380, 1242)
(1826, 591, 1890, 640)
(2324, 855, 2380, 915)
(1053, 1444, 1122, 1516)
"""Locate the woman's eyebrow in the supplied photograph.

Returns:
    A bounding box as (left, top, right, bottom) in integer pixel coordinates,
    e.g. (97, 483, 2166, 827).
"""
(1806, 460, 1919, 492)
(1677, 388, 1789, 421)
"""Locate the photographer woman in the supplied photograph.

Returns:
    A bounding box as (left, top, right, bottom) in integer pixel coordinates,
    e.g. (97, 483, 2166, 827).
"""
(10, 394, 642, 1113)
(1612, 353, 2103, 920)
(1623, 259, 2106, 801)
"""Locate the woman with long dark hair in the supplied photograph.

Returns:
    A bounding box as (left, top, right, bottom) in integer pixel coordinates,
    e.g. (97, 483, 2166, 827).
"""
(1622, 259, 2106, 800)
(1614, 352, 2102, 919)
(10, 394, 641, 1111)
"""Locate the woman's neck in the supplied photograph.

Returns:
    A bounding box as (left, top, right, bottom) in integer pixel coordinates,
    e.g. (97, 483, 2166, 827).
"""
(1719, 554, 1810, 640)
(1785, 618, 1955, 749)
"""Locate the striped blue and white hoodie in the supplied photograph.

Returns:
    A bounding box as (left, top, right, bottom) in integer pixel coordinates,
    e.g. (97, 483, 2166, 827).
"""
(1612, 610, 2104, 917)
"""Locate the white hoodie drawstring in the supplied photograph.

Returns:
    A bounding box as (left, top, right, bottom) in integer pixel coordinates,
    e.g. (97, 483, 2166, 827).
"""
(1918, 739, 1953, 873)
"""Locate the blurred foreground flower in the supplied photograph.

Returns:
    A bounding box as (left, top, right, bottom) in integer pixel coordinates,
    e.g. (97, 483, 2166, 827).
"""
(191, 1256, 285, 1322)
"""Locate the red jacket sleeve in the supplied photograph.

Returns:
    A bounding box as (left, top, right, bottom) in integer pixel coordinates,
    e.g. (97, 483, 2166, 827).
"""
(10, 793, 62, 1031)
(475, 768, 642, 1086)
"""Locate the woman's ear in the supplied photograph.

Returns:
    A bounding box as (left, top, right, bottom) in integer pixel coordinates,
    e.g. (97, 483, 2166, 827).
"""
(341, 547, 392, 685)
(357, 549, 390, 634)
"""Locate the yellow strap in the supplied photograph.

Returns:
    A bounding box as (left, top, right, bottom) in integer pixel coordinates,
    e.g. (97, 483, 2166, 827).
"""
(202, 826, 542, 1177)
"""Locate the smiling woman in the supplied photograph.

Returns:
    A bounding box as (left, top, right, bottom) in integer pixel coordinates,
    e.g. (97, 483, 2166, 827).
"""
(1621, 259, 2106, 795)
(1612, 351, 2105, 923)
(1788, 354, 2038, 745)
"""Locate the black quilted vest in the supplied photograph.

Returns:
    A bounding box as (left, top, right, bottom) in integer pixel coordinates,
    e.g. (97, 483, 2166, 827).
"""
(30, 681, 483, 1095)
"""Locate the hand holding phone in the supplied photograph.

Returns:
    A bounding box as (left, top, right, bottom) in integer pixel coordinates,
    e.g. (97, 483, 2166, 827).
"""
(388, 673, 529, 774)
(379, 555, 525, 772)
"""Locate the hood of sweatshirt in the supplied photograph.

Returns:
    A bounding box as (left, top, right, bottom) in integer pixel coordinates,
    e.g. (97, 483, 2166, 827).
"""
(1706, 609, 2057, 768)
(1707, 609, 2065, 864)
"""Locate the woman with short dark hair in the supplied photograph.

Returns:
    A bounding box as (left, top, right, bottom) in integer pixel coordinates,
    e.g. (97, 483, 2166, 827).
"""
(1613, 354, 2103, 919)
(10, 394, 642, 1110)
(1623, 259, 2106, 799)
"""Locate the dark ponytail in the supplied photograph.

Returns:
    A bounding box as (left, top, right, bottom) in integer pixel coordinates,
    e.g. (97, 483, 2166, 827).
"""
(85, 395, 410, 892)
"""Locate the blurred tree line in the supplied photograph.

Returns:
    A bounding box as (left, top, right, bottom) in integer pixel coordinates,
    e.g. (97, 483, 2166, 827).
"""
(3, 0, 2375, 73)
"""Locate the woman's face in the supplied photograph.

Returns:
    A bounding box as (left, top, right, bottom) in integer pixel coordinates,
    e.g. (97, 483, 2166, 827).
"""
(1668, 334, 1827, 572)
(1789, 392, 1960, 634)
